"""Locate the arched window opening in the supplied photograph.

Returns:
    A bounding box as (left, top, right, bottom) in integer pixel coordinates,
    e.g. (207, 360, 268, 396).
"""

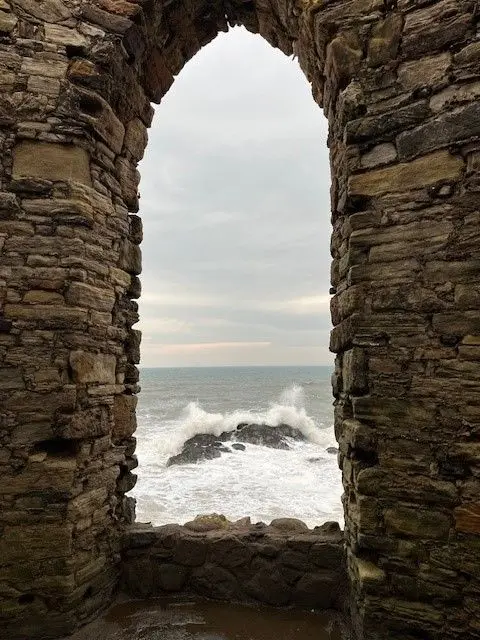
(132, 28, 343, 528)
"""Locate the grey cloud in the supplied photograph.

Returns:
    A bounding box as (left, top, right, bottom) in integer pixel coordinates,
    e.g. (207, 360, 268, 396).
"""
(137, 27, 333, 367)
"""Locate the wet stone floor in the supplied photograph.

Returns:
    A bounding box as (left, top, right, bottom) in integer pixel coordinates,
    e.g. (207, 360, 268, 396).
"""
(67, 596, 343, 640)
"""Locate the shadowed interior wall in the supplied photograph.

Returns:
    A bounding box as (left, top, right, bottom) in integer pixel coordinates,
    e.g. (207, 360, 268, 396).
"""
(0, 1, 479, 639)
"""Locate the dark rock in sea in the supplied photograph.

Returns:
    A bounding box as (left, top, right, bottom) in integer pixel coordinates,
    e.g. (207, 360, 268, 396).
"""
(166, 433, 230, 466)
(307, 457, 323, 463)
(167, 423, 306, 466)
(326, 447, 339, 454)
(235, 423, 304, 449)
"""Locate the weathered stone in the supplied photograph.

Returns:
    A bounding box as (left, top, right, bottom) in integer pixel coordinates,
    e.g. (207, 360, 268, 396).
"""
(13, 141, 92, 186)
(397, 102, 480, 160)
(349, 151, 464, 196)
(156, 563, 187, 592)
(270, 518, 308, 533)
(367, 13, 402, 67)
(294, 572, 338, 608)
(360, 143, 397, 169)
(65, 282, 115, 313)
(113, 394, 137, 439)
(69, 351, 116, 384)
(44, 23, 87, 47)
(12, 0, 71, 22)
(398, 53, 451, 91)
(123, 117, 148, 161)
(454, 503, 480, 534)
(0, 10, 17, 31)
(402, 0, 472, 57)
(384, 507, 450, 539)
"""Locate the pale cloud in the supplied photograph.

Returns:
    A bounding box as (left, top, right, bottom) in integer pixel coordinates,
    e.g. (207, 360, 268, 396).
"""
(137, 27, 332, 367)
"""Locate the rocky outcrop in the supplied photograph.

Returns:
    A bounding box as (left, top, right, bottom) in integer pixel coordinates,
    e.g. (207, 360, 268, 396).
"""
(123, 517, 345, 610)
(167, 423, 306, 466)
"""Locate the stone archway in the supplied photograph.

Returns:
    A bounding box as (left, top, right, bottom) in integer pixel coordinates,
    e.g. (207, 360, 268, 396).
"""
(0, 1, 479, 639)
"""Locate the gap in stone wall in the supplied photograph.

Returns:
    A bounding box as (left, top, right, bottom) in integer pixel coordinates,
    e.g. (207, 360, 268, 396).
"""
(131, 26, 341, 529)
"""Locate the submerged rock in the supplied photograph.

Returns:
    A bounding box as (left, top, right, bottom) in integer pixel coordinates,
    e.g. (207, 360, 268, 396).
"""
(326, 447, 339, 455)
(167, 423, 306, 466)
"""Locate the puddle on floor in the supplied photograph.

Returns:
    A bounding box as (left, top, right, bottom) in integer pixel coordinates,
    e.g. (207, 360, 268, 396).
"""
(68, 596, 343, 640)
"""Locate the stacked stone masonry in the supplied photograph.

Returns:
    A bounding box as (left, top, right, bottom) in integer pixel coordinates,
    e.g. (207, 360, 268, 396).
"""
(122, 520, 345, 610)
(0, 0, 479, 639)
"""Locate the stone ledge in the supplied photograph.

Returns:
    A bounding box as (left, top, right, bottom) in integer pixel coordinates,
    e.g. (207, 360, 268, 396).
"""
(122, 517, 346, 610)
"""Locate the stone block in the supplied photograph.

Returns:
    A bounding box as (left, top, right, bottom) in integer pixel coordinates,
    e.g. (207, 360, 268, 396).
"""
(0, 367, 24, 390)
(173, 536, 207, 567)
(190, 564, 238, 600)
(59, 406, 112, 439)
(245, 566, 291, 605)
(13, 141, 92, 186)
(360, 143, 397, 169)
(343, 347, 367, 394)
(397, 102, 480, 160)
(123, 117, 148, 161)
(113, 393, 137, 439)
(12, 0, 71, 22)
(65, 282, 115, 313)
(23, 291, 64, 305)
(398, 53, 451, 91)
(156, 563, 187, 592)
(44, 23, 87, 47)
(0, 10, 17, 32)
(0, 523, 73, 563)
(348, 151, 464, 197)
(367, 13, 402, 67)
(116, 157, 140, 211)
(402, 0, 471, 57)
(384, 506, 450, 539)
(2, 455, 77, 496)
(454, 503, 480, 534)
(294, 572, 338, 608)
(346, 101, 429, 144)
(119, 239, 142, 275)
(69, 351, 116, 384)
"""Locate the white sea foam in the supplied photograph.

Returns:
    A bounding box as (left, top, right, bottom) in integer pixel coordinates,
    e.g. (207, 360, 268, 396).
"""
(163, 384, 331, 457)
(132, 376, 344, 528)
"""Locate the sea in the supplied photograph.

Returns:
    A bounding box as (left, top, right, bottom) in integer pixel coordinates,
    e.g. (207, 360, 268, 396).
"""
(132, 366, 344, 528)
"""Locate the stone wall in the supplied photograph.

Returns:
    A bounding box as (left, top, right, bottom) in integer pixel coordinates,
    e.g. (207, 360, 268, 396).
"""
(0, 0, 479, 639)
(122, 518, 345, 610)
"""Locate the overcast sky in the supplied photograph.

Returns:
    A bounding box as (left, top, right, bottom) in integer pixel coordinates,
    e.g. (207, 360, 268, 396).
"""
(137, 27, 332, 368)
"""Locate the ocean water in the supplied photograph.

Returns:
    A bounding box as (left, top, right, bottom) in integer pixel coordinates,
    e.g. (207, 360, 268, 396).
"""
(132, 366, 344, 528)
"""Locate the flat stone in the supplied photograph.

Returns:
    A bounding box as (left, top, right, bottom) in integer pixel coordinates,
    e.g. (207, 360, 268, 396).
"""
(0, 10, 17, 31)
(360, 143, 397, 169)
(367, 13, 402, 67)
(69, 350, 116, 384)
(12, 0, 71, 22)
(44, 23, 87, 47)
(349, 151, 464, 197)
(21, 57, 68, 78)
(113, 394, 137, 440)
(65, 282, 115, 313)
(454, 503, 480, 534)
(384, 506, 450, 539)
(397, 102, 480, 160)
(13, 141, 92, 186)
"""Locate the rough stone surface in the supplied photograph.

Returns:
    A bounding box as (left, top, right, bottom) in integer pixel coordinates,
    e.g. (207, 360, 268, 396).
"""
(0, 1, 479, 639)
(122, 521, 345, 610)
